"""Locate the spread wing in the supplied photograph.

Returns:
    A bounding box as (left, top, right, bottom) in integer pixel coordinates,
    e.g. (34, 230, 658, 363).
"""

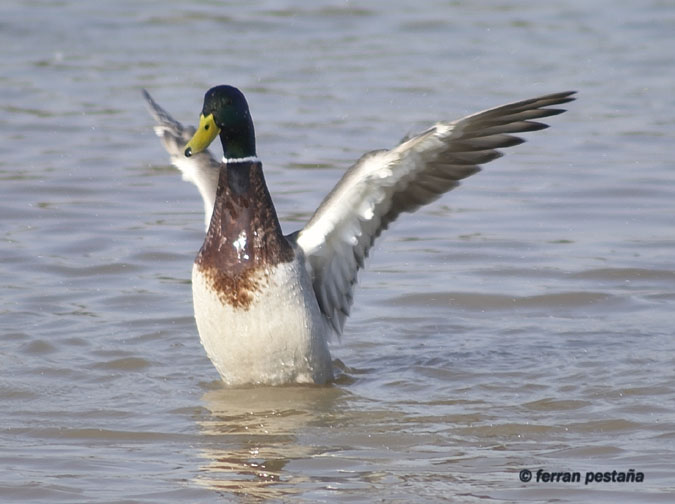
(295, 91, 576, 334)
(142, 89, 220, 230)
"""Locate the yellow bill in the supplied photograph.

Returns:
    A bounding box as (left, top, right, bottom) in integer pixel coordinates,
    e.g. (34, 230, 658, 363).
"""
(184, 113, 220, 157)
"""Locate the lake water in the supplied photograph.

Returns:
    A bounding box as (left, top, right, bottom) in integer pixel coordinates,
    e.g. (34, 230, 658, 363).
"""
(1, 0, 674, 502)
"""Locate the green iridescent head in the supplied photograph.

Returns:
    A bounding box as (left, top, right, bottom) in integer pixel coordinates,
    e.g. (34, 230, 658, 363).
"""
(184, 85, 256, 159)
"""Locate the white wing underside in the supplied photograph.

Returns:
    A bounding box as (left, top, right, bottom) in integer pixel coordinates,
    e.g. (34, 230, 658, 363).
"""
(295, 91, 576, 335)
(142, 89, 220, 230)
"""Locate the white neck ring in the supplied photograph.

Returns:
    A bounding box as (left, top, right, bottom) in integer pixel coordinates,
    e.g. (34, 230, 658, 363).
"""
(222, 156, 260, 164)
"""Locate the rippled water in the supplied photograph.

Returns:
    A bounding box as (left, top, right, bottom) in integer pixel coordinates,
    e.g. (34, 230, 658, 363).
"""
(2, 1, 674, 502)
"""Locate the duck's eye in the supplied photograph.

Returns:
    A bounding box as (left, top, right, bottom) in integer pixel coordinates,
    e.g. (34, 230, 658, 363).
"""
(204, 124, 210, 130)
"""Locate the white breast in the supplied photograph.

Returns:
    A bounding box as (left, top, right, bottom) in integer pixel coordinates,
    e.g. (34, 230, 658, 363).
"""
(191, 253, 334, 386)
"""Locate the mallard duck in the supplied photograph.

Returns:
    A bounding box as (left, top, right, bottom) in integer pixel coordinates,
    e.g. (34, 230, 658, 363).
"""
(145, 86, 575, 386)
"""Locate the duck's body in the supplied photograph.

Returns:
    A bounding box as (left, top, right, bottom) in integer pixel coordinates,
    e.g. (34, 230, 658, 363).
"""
(145, 86, 575, 386)
(191, 158, 332, 385)
(193, 251, 332, 385)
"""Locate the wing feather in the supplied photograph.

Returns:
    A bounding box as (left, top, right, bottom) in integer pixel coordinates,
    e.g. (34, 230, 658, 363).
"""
(295, 91, 576, 334)
(142, 89, 220, 230)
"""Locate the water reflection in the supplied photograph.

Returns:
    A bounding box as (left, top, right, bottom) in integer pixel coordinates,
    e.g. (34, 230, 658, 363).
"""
(195, 383, 348, 500)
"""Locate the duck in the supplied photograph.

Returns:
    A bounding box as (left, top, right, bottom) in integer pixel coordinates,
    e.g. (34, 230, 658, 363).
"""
(144, 85, 575, 386)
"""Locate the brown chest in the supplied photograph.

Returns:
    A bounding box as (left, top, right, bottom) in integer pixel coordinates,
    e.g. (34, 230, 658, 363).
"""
(194, 160, 294, 309)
